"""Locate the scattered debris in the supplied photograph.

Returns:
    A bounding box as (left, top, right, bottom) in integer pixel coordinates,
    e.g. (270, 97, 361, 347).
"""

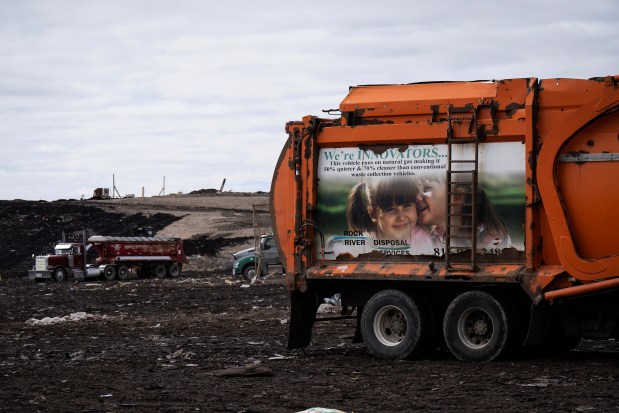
(268, 354, 295, 360)
(26, 312, 98, 325)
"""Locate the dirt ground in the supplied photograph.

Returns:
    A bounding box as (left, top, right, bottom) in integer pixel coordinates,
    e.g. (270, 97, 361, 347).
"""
(1, 194, 619, 412)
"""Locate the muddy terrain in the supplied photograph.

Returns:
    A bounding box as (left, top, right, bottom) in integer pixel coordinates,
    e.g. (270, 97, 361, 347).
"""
(1, 194, 619, 412)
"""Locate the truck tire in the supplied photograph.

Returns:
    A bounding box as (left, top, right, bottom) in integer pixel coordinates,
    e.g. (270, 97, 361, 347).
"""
(117, 265, 129, 281)
(443, 290, 512, 362)
(53, 268, 67, 282)
(360, 289, 426, 360)
(155, 264, 167, 279)
(102, 265, 116, 281)
(242, 264, 257, 282)
(168, 263, 181, 278)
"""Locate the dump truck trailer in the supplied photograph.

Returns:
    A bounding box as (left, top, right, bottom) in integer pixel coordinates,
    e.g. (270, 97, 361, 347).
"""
(29, 236, 186, 282)
(270, 75, 619, 362)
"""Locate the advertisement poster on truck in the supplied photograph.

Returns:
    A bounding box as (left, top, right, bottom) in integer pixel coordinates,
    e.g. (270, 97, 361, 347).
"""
(316, 142, 526, 260)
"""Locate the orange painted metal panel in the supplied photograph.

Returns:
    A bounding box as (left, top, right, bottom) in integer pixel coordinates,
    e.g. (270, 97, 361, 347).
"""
(341, 81, 499, 112)
(271, 75, 619, 302)
(536, 76, 619, 282)
(307, 262, 523, 283)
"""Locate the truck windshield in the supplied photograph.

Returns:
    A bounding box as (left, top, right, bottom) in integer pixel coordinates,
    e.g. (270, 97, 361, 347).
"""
(54, 247, 72, 255)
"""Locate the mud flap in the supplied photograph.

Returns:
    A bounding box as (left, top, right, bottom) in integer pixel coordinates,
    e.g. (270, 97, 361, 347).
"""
(287, 290, 318, 349)
(523, 302, 552, 347)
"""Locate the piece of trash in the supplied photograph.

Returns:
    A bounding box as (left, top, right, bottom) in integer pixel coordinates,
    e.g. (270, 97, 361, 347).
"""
(209, 364, 274, 378)
(100, 394, 113, 398)
(323, 293, 341, 306)
(224, 279, 235, 285)
(296, 408, 346, 413)
(317, 304, 339, 314)
(27, 312, 96, 326)
(166, 349, 196, 360)
(185, 364, 198, 367)
(240, 284, 250, 288)
(268, 354, 294, 360)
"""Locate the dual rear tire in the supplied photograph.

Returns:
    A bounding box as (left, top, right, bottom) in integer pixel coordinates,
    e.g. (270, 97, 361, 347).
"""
(360, 290, 432, 360)
(154, 263, 181, 278)
(360, 289, 520, 362)
(117, 265, 129, 281)
(105, 263, 181, 280)
(102, 265, 116, 281)
(443, 290, 516, 362)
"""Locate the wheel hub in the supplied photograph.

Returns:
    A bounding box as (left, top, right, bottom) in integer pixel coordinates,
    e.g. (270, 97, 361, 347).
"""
(459, 308, 493, 348)
(473, 320, 488, 336)
(374, 306, 408, 346)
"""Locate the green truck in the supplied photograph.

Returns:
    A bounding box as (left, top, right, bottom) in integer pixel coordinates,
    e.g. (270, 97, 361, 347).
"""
(231, 234, 281, 281)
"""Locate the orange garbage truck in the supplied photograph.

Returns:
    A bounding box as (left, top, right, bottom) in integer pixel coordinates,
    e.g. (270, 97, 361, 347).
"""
(270, 75, 619, 362)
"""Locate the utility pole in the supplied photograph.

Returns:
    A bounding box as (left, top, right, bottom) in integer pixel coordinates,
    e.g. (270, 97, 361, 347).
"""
(158, 176, 166, 196)
(112, 174, 121, 199)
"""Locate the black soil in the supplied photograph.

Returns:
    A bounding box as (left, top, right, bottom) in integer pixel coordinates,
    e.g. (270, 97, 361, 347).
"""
(1, 200, 619, 412)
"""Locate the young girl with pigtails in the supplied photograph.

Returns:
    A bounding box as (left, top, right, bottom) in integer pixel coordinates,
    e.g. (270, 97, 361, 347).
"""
(327, 176, 434, 258)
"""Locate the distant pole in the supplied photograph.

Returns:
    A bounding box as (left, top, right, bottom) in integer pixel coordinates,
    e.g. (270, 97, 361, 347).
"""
(158, 176, 165, 196)
(253, 204, 263, 280)
(142, 186, 145, 198)
(253, 204, 259, 249)
(112, 174, 121, 199)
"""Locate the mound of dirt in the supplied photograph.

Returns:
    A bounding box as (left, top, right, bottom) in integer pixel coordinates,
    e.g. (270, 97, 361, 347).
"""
(0, 193, 270, 278)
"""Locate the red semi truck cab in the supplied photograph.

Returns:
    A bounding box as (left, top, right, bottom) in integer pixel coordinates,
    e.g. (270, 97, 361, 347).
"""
(29, 236, 186, 282)
(29, 243, 86, 282)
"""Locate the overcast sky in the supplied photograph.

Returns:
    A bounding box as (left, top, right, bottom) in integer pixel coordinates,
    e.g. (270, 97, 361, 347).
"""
(2, 0, 618, 201)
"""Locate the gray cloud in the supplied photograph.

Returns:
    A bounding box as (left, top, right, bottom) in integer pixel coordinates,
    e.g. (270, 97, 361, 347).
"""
(1, 0, 618, 200)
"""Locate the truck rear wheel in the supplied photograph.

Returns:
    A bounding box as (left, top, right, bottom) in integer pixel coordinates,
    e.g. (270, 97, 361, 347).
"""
(360, 289, 426, 360)
(443, 290, 512, 362)
(117, 265, 129, 281)
(53, 268, 67, 282)
(155, 264, 167, 279)
(102, 265, 116, 281)
(168, 263, 180, 278)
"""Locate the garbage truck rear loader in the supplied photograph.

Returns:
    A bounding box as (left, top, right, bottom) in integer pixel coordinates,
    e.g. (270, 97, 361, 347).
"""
(270, 75, 619, 362)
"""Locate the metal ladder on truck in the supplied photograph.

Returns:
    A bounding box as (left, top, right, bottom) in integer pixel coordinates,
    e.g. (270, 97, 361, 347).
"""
(445, 109, 480, 272)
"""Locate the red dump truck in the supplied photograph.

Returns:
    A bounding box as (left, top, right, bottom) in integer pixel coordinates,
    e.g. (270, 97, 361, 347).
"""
(270, 75, 619, 362)
(29, 236, 186, 282)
